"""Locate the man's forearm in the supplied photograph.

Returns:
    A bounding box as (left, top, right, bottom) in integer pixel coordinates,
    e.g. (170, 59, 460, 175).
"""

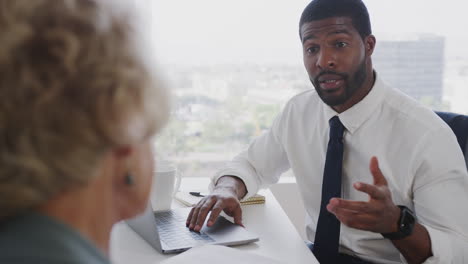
(215, 175, 247, 200)
(391, 223, 432, 264)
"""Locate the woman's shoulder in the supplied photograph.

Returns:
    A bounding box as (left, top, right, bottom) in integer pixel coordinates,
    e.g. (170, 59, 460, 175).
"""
(0, 212, 110, 264)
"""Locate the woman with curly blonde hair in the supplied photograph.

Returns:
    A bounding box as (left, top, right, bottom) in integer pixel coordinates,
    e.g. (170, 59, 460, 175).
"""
(0, 0, 169, 263)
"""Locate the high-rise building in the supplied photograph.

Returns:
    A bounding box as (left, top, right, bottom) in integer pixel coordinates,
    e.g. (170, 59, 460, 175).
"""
(373, 35, 445, 103)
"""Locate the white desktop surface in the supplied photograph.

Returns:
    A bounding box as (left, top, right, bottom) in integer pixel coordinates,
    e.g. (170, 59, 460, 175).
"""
(110, 178, 318, 264)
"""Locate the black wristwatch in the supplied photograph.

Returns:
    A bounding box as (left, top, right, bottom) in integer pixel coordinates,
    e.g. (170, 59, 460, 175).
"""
(381, 205, 416, 240)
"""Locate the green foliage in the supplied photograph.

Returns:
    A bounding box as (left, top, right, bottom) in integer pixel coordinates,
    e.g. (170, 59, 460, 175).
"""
(155, 95, 282, 157)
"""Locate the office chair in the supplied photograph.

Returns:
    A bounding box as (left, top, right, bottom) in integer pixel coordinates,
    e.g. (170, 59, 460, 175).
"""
(435, 111, 468, 167)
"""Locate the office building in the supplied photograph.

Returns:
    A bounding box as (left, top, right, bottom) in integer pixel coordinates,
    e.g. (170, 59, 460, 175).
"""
(373, 35, 445, 103)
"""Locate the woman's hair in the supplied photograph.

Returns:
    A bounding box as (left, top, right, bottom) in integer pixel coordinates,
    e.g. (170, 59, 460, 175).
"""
(0, 0, 169, 219)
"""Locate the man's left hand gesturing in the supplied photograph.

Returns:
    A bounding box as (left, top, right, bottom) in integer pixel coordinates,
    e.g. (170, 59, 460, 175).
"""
(326, 156, 401, 234)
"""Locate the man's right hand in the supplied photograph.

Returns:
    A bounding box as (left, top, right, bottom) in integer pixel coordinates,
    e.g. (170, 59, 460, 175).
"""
(186, 176, 247, 232)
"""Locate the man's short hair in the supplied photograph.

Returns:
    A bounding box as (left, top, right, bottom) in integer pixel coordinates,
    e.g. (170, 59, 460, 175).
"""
(299, 0, 372, 39)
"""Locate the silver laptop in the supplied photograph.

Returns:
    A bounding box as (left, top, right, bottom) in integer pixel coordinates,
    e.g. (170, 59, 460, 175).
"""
(126, 204, 259, 254)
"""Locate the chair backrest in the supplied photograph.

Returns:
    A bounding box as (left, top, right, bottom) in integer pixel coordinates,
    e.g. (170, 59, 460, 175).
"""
(435, 112, 468, 167)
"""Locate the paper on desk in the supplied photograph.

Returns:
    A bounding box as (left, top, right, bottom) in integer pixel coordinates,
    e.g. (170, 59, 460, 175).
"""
(160, 245, 285, 264)
(175, 191, 265, 207)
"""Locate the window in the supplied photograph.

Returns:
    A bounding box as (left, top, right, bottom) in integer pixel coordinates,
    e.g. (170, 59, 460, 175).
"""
(131, 0, 468, 178)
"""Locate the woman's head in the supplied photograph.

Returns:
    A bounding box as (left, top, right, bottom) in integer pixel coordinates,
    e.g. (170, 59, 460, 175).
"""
(0, 0, 169, 220)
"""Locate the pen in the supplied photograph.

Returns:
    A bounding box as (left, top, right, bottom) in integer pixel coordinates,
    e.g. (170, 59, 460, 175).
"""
(189, 192, 206, 197)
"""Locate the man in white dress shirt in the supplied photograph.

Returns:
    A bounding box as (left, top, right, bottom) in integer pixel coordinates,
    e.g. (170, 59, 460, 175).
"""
(187, 0, 468, 263)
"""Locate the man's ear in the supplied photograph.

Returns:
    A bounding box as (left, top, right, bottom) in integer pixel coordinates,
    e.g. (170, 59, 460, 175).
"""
(365, 34, 376, 56)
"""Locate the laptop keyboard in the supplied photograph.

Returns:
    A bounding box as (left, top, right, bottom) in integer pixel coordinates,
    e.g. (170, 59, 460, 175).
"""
(154, 210, 215, 248)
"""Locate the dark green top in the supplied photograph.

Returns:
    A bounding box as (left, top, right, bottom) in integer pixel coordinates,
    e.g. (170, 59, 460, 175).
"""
(0, 211, 111, 264)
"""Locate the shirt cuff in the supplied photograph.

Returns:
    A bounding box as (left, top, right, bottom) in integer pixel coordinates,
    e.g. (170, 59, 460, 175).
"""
(209, 167, 260, 201)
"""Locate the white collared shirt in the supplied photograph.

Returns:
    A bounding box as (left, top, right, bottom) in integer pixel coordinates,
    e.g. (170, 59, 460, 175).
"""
(212, 73, 468, 263)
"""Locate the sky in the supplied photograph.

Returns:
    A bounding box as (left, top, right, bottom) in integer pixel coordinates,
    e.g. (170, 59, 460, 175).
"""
(130, 0, 468, 66)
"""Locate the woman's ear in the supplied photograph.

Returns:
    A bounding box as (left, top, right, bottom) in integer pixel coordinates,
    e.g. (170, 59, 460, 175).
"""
(107, 145, 139, 220)
(109, 143, 154, 221)
(113, 145, 133, 159)
(111, 145, 135, 190)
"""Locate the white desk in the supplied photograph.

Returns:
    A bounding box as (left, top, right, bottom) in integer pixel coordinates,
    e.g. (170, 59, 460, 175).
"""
(110, 178, 318, 264)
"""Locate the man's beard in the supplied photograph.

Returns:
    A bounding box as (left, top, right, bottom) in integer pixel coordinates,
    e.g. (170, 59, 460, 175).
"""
(311, 60, 367, 107)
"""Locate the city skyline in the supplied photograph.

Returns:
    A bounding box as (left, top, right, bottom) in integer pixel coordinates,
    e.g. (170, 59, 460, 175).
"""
(126, 0, 467, 114)
(134, 0, 468, 66)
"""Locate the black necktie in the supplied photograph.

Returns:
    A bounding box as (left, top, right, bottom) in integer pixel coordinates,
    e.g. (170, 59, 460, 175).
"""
(313, 116, 345, 264)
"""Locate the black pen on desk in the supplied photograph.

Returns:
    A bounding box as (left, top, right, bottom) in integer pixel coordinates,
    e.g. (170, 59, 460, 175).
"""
(189, 192, 206, 197)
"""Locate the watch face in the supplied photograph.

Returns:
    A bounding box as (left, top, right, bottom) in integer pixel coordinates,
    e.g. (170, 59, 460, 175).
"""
(399, 206, 416, 236)
(381, 205, 416, 240)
